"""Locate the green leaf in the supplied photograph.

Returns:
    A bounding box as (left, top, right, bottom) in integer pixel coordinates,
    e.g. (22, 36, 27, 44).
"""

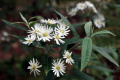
(2, 20, 27, 31)
(44, 70, 55, 80)
(19, 12, 28, 24)
(81, 37, 92, 71)
(91, 30, 116, 37)
(28, 16, 43, 22)
(11, 34, 24, 40)
(29, 21, 38, 27)
(32, 42, 44, 49)
(42, 55, 53, 76)
(84, 21, 92, 36)
(72, 22, 86, 28)
(54, 10, 79, 38)
(87, 65, 114, 72)
(93, 45, 119, 66)
(71, 67, 94, 80)
(59, 37, 81, 54)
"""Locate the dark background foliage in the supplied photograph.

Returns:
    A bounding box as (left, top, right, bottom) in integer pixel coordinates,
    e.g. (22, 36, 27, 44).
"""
(0, 0, 120, 80)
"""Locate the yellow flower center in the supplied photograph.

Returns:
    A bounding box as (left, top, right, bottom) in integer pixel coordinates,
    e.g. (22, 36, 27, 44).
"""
(66, 54, 71, 59)
(56, 65, 60, 70)
(80, 5, 83, 7)
(32, 64, 37, 70)
(97, 20, 100, 24)
(47, 21, 51, 24)
(28, 39, 32, 43)
(73, 10, 76, 13)
(56, 35, 59, 39)
(34, 30, 39, 34)
(43, 32, 48, 37)
(60, 29, 65, 33)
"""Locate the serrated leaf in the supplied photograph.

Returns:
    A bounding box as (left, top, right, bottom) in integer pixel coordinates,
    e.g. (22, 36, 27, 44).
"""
(93, 45, 119, 66)
(84, 21, 92, 36)
(55, 10, 79, 38)
(91, 30, 116, 37)
(2, 20, 27, 31)
(81, 37, 92, 71)
(19, 12, 28, 24)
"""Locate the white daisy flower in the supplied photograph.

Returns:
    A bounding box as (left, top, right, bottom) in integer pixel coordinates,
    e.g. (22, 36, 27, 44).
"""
(94, 14, 105, 28)
(76, 2, 87, 10)
(92, 7, 98, 13)
(85, 1, 94, 8)
(28, 23, 41, 40)
(59, 22, 68, 27)
(23, 35, 35, 45)
(27, 58, 42, 77)
(63, 50, 74, 65)
(38, 25, 53, 42)
(52, 59, 66, 77)
(53, 32, 65, 45)
(55, 24, 70, 36)
(69, 8, 78, 16)
(41, 19, 56, 24)
(85, 1, 98, 13)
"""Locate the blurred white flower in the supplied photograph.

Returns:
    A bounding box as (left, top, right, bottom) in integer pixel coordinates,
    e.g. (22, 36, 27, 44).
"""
(85, 1, 94, 8)
(55, 24, 70, 36)
(76, 2, 87, 10)
(69, 8, 78, 16)
(28, 23, 41, 40)
(94, 14, 105, 28)
(2, 31, 8, 37)
(92, 7, 98, 13)
(38, 25, 53, 42)
(63, 50, 74, 65)
(1, 36, 5, 41)
(85, 1, 98, 13)
(41, 19, 56, 24)
(53, 32, 65, 45)
(23, 35, 35, 45)
(27, 58, 42, 77)
(52, 59, 66, 77)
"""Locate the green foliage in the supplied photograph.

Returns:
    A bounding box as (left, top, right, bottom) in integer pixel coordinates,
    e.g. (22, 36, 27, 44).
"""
(84, 21, 93, 37)
(19, 12, 28, 25)
(91, 30, 116, 37)
(81, 37, 92, 71)
(93, 45, 119, 66)
(2, 20, 27, 31)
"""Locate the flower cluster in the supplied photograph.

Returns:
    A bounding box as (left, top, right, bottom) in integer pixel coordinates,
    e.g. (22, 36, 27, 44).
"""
(28, 50, 74, 77)
(69, 1, 105, 28)
(69, 1, 97, 16)
(23, 19, 70, 45)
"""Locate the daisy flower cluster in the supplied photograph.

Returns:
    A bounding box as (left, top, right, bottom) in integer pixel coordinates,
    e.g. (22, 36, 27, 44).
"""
(23, 19, 70, 45)
(69, 1, 105, 28)
(28, 50, 74, 77)
(69, 1, 97, 16)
